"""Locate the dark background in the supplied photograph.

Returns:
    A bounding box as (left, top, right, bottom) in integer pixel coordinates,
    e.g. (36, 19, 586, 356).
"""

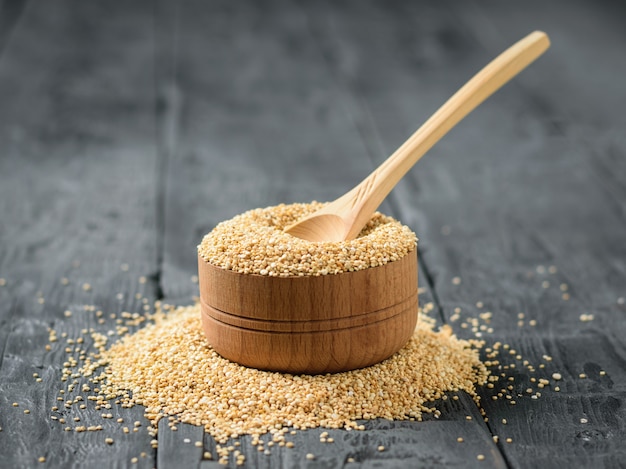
(0, 0, 625, 467)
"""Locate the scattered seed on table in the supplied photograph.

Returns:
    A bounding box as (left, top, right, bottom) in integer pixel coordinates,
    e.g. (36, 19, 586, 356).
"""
(45, 202, 576, 455)
(79, 299, 488, 444)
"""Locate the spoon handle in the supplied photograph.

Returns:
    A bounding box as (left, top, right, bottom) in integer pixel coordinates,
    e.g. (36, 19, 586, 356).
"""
(346, 31, 550, 237)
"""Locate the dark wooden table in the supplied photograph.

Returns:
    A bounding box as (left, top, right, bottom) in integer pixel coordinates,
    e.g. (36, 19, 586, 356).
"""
(1, 1, 625, 467)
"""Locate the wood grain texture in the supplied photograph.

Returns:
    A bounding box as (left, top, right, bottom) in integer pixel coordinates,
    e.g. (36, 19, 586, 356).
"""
(207, 393, 507, 469)
(0, 0, 625, 467)
(198, 252, 417, 321)
(157, 418, 205, 469)
(0, 0, 158, 467)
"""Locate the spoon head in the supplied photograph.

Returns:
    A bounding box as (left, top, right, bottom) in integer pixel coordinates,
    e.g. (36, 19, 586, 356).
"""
(284, 213, 348, 242)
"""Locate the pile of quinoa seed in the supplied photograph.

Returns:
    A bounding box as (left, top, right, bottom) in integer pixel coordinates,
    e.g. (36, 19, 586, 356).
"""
(17, 260, 592, 464)
(82, 301, 489, 446)
(76, 204, 489, 460)
(198, 202, 417, 276)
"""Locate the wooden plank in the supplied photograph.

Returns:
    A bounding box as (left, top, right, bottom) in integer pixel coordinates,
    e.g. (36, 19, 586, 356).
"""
(190, 395, 504, 468)
(0, 0, 158, 467)
(480, 382, 626, 466)
(301, 0, 626, 467)
(157, 419, 204, 469)
(209, 398, 502, 468)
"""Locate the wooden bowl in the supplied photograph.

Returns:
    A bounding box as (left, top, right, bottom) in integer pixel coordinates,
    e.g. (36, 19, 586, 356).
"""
(197, 250, 418, 374)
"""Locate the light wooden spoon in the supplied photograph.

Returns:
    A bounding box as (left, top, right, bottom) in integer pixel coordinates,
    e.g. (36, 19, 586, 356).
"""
(285, 31, 550, 242)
